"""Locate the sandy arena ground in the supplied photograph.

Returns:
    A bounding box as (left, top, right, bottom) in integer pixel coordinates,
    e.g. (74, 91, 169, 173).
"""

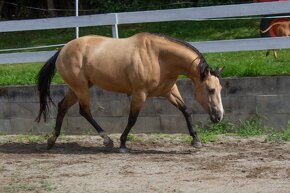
(0, 134, 290, 193)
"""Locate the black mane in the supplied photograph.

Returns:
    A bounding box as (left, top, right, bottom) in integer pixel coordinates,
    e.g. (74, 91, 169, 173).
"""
(151, 33, 205, 61)
(150, 33, 214, 80)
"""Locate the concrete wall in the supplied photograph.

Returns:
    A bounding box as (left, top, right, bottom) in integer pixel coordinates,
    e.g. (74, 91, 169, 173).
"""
(0, 76, 290, 135)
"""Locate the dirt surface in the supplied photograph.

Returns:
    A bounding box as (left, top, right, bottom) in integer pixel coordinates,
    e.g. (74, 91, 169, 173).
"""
(0, 134, 290, 193)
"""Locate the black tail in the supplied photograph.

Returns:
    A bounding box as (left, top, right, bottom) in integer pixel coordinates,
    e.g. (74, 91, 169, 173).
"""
(35, 50, 61, 123)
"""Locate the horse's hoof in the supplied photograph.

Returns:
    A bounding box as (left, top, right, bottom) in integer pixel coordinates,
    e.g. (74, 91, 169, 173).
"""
(191, 140, 202, 148)
(103, 138, 114, 148)
(119, 147, 129, 153)
(47, 138, 55, 150)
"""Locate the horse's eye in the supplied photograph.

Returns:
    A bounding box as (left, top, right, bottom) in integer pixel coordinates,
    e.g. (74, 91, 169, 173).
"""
(208, 88, 215, 95)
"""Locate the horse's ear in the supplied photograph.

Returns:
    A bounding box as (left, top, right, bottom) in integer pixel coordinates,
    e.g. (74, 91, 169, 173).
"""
(217, 66, 225, 74)
(210, 66, 225, 77)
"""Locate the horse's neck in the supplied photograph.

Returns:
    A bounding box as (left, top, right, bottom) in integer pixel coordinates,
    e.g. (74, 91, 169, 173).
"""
(157, 41, 200, 81)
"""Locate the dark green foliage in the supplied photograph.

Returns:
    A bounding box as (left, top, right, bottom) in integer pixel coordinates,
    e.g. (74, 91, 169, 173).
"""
(0, 0, 252, 19)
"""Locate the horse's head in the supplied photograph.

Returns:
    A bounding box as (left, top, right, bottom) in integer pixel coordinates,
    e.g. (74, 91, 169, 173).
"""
(194, 63, 224, 123)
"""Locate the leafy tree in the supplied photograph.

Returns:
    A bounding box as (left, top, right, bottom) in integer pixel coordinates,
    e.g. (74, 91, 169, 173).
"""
(0, 0, 252, 20)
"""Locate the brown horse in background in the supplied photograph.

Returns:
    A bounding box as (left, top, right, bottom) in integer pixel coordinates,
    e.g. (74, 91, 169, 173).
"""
(36, 32, 224, 153)
(260, 21, 290, 59)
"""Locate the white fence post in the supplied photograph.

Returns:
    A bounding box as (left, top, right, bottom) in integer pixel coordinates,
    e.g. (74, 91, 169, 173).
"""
(112, 13, 119, 38)
(75, 0, 79, 38)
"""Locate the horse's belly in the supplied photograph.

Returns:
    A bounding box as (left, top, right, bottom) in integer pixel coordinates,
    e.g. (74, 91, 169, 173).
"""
(90, 75, 132, 94)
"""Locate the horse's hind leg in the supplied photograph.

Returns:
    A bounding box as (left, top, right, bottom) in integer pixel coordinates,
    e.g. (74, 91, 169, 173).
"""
(76, 88, 114, 148)
(266, 50, 270, 57)
(273, 49, 278, 59)
(165, 84, 202, 148)
(47, 89, 77, 149)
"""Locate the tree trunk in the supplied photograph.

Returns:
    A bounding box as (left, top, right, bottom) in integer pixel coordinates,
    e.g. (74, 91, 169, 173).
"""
(47, 0, 57, 17)
(0, 0, 4, 19)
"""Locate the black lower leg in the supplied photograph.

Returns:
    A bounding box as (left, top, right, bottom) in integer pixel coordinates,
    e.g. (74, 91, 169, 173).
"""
(79, 105, 113, 148)
(120, 112, 138, 151)
(179, 105, 201, 146)
(47, 99, 67, 149)
(79, 105, 104, 133)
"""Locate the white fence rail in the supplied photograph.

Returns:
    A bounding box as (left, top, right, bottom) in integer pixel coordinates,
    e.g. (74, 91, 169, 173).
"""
(1, 37, 290, 64)
(0, 1, 290, 64)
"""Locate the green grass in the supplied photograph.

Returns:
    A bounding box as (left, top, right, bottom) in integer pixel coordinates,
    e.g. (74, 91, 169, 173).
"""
(1, 183, 37, 193)
(154, 115, 290, 143)
(235, 115, 265, 137)
(267, 123, 290, 142)
(127, 133, 137, 141)
(2, 116, 289, 146)
(125, 115, 290, 144)
(196, 114, 290, 143)
(118, 19, 260, 40)
(0, 27, 112, 51)
(0, 63, 63, 85)
(205, 50, 290, 77)
(0, 165, 5, 172)
(0, 20, 259, 51)
(0, 180, 55, 193)
(40, 180, 56, 192)
(15, 134, 48, 143)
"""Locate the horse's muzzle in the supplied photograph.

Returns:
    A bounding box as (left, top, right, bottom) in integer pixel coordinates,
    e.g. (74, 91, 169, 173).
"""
(209, 110, 223, 123)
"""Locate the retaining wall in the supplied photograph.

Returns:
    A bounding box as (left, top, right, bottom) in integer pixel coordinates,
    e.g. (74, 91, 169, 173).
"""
(0, 76, 290, 135)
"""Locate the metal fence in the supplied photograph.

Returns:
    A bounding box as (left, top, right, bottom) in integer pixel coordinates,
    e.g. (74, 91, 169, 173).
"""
(0, 1, 290, 64)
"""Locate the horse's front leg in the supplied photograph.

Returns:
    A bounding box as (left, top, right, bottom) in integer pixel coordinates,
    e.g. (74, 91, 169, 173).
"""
(178, 105, 202, 148)
(120, 92, 147, 153)
(166, 85, 202, 148)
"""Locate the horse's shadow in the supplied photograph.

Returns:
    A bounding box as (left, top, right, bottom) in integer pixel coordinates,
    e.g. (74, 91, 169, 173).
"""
(0, 142, 196, 155)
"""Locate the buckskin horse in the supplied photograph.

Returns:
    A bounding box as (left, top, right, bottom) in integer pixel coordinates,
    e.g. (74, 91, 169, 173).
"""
(35, 32, 224, 153)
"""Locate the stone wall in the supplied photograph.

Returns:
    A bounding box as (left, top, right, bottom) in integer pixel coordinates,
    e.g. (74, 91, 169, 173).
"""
(0, 76, 290, 135)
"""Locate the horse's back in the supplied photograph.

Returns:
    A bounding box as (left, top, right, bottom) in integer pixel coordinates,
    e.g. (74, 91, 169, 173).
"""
(56, 33, 157, 94)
